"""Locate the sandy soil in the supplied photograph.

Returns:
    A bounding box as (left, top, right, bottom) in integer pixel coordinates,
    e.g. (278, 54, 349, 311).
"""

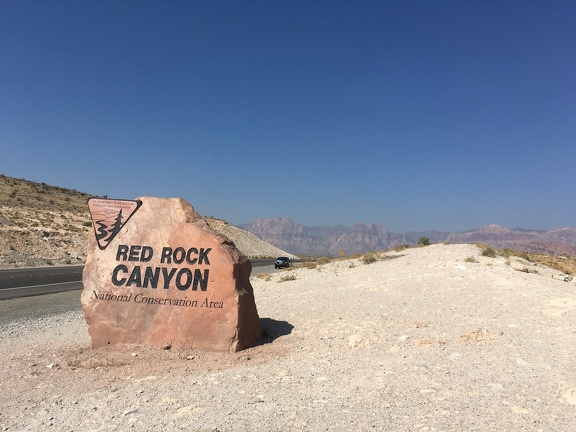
(1, 244, 575, 431)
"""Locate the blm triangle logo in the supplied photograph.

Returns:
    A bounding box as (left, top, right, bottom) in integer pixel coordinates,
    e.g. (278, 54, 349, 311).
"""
(87, 198, 142, 250)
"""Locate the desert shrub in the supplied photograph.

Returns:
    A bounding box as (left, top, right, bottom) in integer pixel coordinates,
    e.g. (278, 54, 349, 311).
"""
(464, 256, 478, 263)
(257, 272, 271, 281)
(417, 237, 431, 246)
(394, 244, 410, 252)
(518, 267, 539, 274)
(516, 252, 532, 262)
(279, 274, 296, 282)
(547, 262, 572, 275)
(362, 252, 378, 265)
(495, 247, 532, 262)
(381, 254, 404, 262)
(301, 261, 317, 269)
(481, 246, 497, 258)
(317, 257, 332, 265)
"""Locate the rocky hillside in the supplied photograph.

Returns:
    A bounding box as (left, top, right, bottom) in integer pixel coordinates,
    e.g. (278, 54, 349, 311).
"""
(241, 217, 396, 256)
(445, 224, 576, 255)
(204, 218, 296, 259)
(0, 175, 293, 269)
(240, 217, 576, 257)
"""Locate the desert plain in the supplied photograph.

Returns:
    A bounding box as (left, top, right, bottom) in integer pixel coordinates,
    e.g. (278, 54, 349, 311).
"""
(0, 243, 575, 431)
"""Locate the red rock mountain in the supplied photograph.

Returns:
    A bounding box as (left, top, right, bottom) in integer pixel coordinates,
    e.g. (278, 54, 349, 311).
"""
(240, 218, 576, 256)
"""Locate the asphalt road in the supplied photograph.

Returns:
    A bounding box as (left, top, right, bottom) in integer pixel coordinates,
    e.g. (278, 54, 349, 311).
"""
(0, 260, 276, 301)
(0, 265, 84, 288)
(0, 263, 278, 325)
(0, 289, 83, 325)
(0, 266, 84, 300)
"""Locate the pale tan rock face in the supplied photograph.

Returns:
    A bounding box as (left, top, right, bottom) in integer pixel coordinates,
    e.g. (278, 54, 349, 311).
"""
(81, 197, 260, 352)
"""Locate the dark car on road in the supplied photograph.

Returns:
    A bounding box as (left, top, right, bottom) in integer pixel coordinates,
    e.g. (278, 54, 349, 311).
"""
(275, 257, 291, 269)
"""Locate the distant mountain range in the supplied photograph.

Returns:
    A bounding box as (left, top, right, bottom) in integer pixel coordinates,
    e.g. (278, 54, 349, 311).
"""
(239, 217, 576, 257)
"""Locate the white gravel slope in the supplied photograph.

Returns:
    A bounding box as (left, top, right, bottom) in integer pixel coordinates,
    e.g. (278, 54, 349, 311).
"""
(1, 244, 575, 431)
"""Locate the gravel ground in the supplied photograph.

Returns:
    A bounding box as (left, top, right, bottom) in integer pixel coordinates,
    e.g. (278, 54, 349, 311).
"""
(0, 244, 575, 431)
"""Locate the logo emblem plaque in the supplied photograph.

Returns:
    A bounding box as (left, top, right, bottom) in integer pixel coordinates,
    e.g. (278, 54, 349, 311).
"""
(87, 198, 142, 250)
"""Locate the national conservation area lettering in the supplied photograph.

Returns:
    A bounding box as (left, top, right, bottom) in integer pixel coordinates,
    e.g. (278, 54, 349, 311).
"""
(90, 290, 224, 309)
(111, 245, 212, 291)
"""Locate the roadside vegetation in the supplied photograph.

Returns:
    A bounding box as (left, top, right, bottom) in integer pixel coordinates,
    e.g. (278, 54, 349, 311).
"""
(475, 243, 576, 275)
(291, 242, 576, 278)
(278, 274, 297, 282)
(294, 249, 406, 270)
(256, 272, 271, 281)
(417, 237, 431, 246)
(480, 245, 498, 258)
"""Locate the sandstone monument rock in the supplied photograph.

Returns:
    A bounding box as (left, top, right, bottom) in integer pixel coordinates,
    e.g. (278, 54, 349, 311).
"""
(81, 197, 260, 352)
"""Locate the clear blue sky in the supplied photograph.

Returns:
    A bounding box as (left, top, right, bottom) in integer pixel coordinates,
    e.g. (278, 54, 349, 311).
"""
(1, 1, 575, 232)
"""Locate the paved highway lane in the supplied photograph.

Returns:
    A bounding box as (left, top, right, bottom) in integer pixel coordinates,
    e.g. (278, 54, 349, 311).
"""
(0, 263, 279, 324)
(0, 265, 84, 289)
(0, 260, 276, 300)
(0, 289, 83, 325)
(0, 265, 84, 300)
